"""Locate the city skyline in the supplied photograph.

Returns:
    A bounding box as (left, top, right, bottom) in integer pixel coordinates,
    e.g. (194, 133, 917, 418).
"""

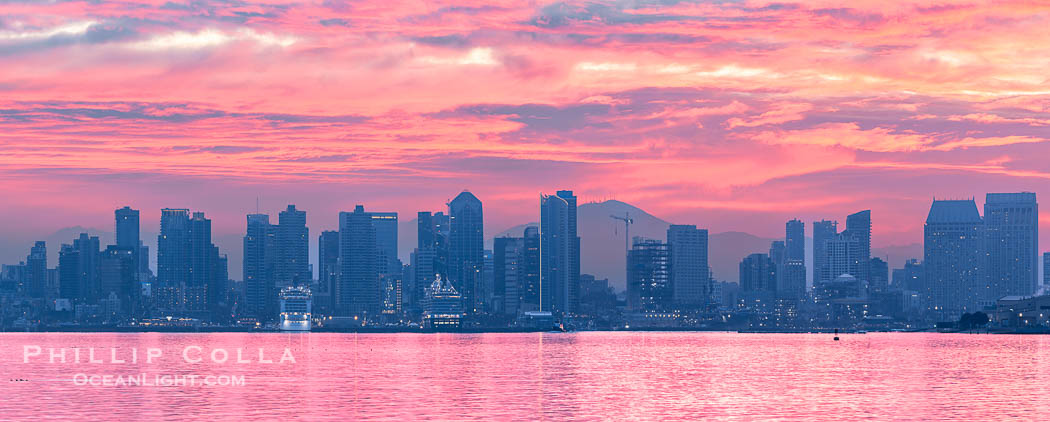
(3, 1, 1050, 267)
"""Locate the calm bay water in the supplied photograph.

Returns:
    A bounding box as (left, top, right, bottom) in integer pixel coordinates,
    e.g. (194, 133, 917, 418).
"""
(2, 332, 1049, 420)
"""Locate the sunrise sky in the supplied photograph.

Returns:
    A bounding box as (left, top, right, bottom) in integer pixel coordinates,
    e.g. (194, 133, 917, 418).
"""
(2, 0, 1049, 272)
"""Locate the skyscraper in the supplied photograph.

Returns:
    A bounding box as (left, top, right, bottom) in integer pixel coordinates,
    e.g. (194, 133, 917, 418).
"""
(627, 238, 671, 311)
(338, 205, 379, 318)
(157, 208, 190, 311)
(26, 241, 46, 298)
(448, 191, 484, 315)
(786, 219, 805, 261)
(923, 199, 984, 319)
(243, 213, 276, 320)
(58, 243, 81, 301)
(185, 212, 215, 312)
(667, 224, 709, 307)
(100, 246, 137, 315)
(823, 233, 862, 282)
(318, 230, 339, 306)
(844, 210, 872, 283)
(812, 220, 837, 285)
(115, 206, 141, 273)
(371, 212, 399, 275)
(540, 190, 580, 315)
(276, 205, 310, 287)
(72, 233, 100, 302)
(778, 260, 806, 300)
(494, 235, 525, 316)
(740, 253, 776, 293)
(984, 192, 1038, 298)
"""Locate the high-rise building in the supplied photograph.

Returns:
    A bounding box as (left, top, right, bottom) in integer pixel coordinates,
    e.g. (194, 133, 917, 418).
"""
(317, 230, 339, 306)
(157, 208, 190, 311)
(892, 259, 923, 292)
(521, 226, 541, 312)
(338, 205, 379, 318)
(371, 212, 399, 275)
(115, 206, 141, 274)
(1044, 252, 1050, 288)
(100, 246, 137, 315)
(667, 224, 709, 307)
(58, 244, 81, 301)
(26, 241, 47, 298)
(494, 235, 523, 316)
(844, 210, 872, 283)
(243, 213, 276, 320)
(740, 253, 776, 294)
(448, 191, 484, 315)
(812, 220, 837, 286)
(823, 233, 862, 282)
(627, 238, 671, 311)
(68, 233, 101, 302)
(870, 257, 889, 291)
(540, 190, 580, 315)
(786, 219, 805, 262)
(185, 212, 216, 312)
(276, 205, 310, 287)
(409, 211, 450, 312)
(923, 199, 984, 319)
(984, 192, 1038, 299)
(778, 260, 806, 300)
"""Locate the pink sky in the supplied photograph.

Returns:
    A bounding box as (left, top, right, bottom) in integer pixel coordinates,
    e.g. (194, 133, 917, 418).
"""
(1, 0, 1049, 273)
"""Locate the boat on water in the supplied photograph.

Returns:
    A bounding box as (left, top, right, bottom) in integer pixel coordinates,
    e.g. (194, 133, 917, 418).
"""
(279, 285, 312, 331)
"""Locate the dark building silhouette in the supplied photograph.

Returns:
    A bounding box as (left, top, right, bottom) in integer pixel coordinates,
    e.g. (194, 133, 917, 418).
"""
(60, 233, 100, 303)
(786, 219, 805, 262)
(276, 205, 310, 287)
(494, 235, 524, 316)
(115, 206, 142, 275)
(870, 257, 889, 291)
(892, 259, 923, 292)
(338, 205, 379, 318)
(812, 220, 837, 286)
(58, 243, 81, 301)
(667, 224, 709, 307)
(448, 191, 484, 315)
(740, 253, 776, 293)
(100, 246, 137, 315)
(844, 210, 872, 283)
(26, 241, 47, 298)
(923, 199, 984, 319)
(540, 190, 580, 315)
(318, 230, 339, 310)
(157, 208, 190, 311)
(243, 213, 276, 320)
(627, 237, 671, 311)
(984, 192, 1038, 299)
(371, 212, 400, 316)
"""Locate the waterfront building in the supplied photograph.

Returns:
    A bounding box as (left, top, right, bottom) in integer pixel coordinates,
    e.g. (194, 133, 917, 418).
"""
(627, 238, 671, 311)
(448, 191, 484, 315)
(667, 224, 710, 307)
(541, 190, 580, 315)
(984, 192, 1039, 298)
(923, 199, 984, 319)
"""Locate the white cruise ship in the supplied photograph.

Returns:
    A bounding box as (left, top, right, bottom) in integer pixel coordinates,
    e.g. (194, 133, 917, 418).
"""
(279, 285, 313, 331)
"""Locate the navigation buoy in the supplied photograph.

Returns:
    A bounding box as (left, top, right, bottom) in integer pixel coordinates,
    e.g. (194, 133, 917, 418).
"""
(834, 328, 840, 341)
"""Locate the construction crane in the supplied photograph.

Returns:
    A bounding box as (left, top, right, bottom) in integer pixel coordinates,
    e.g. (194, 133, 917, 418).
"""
(609, 212, 634, 255)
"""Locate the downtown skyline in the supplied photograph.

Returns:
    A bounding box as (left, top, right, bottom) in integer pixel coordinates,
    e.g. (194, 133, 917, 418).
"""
(2, 0, 1050, 265)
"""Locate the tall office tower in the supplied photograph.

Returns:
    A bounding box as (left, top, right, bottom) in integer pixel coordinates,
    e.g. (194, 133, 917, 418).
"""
(786, 219, 805, 261)
(778, 260, 806, 300)
(843, 210, 872, 283)
(100, 246, 136, 315)
(276, 205, 310, 287)
(769, 241, 786, 267)
(243, 213, 276, 320)
(984, 192, 1039, 298)
(923, 199, 984, 319)
(26, 241, 47, 298)
(209, 245, 228, 317)
(494, 235, 525, 316)
(185, 212, 215, 312)
(338, 205, 379, 318)
(1044, 252, 1050, 288)
(157, 208, 191, 311)
(626, 238, 671, 311)
(58, 244, 81, 300)
(892, 259, 923, 292)
(418, 211, 434, 251)
(115, 206, 141, 272)
(521, 226, 541, 312)
(540, 190, 580, 315)
(410, 247, 437, 311)
(73, 233, 101, 302)
(318, 231, 339, 304)
(812, 220, 837, 285)
(823, 233, 862, 282)
(667, 224, 710, 307)
(870, 257, 889, 291)
(371, 212, 399, 274)
(740, 253, 776, 293)
(448, 191, 484, 315)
